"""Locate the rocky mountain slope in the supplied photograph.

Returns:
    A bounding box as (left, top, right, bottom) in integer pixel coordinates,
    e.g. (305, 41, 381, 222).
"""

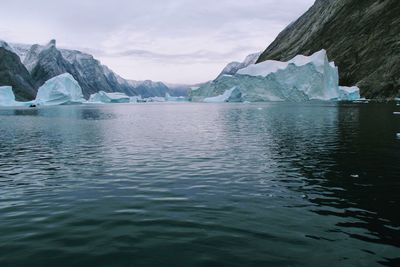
(0, 41, 36, 101)
(10, 40, 172, 99)
(218, 52, 261, 78)
(257, 0, 400, 99)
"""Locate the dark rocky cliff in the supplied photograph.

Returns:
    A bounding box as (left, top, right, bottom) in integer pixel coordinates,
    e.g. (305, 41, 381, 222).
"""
(257, 0, 400, 99)
(0, 47, 36, 101)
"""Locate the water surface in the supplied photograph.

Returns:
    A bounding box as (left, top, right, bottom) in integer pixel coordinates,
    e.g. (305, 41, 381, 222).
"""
(0, 102, 399, 266)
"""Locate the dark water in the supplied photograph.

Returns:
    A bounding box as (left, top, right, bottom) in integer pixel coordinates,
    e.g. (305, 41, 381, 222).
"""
(0, 102, 399, 267)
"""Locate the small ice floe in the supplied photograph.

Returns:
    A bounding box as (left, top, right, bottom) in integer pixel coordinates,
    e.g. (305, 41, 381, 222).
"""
(350, 174, 360, 178)
(257, 107, 263, 110)
(397, 133, 400, 139)
(393, 112, 400, 115)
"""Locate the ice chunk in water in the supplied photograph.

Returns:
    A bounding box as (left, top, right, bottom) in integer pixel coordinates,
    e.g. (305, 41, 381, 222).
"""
(192, 50, 361, 102)
(35, 73, 85, 105)
(203, 87, 242, 103)
(338, 86, 361, 101)
(0, 86, 18, 106)
(89, 91, 130, 103)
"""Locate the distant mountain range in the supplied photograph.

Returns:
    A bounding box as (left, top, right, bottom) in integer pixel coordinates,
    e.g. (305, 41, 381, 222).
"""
(0, 39, 189, 100)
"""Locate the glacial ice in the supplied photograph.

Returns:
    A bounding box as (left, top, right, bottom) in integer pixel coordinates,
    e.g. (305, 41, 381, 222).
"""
(191, 50, 360, 102)
(129, 95, 143, 103)
(203, 87, 242, 103)
(88, 91, 130, 104)
(35, 73, 85, 106)
(0, 86, 19, 106)
(165, 93, 187, 102)
(338, 86, 361, 101)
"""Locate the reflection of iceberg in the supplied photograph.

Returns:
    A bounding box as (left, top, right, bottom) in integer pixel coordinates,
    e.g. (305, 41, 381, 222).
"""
(35, 73, 85, 106)
(89, 91, 130, 103)
(191, 50, 361, 102)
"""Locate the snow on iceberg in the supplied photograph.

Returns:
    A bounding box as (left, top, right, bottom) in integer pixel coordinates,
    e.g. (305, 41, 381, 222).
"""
(88, 91, 130, 103)
(237, 49, 340, 101)
(191, 50, 359, 102)
(35, 73, 85, 105)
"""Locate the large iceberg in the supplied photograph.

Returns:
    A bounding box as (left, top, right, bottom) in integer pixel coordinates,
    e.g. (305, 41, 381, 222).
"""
(35, 73, 85, 105)
(190, 50, 360, 102)
(88, 91, 130, 103)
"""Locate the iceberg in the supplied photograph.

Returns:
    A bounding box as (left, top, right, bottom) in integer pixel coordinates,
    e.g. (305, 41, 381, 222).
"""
(338, 86, 361, 101)
(0, 86, 33, 107)
(129, 95, 143, 103)
(0, 86, 20, 106)
(35, 73, 85, 105)
(88, 91, 130, 103)
(191, 50, 359, 102)
(203, 87, 242, 103)
(165, 93, 187, 102)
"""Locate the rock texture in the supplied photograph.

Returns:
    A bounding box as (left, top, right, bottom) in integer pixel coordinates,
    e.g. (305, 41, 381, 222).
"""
(218, 52, 261, 77)
(257, 0, 400, 99)
(0, 44, 36, 101)
(12, 40, 172, 99)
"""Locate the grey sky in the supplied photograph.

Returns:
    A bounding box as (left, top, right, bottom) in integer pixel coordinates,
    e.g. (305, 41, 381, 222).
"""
(0, 0, 314, 84)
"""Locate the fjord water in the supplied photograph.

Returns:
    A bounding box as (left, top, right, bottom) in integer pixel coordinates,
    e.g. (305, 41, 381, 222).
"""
(0, 103, 399, 267)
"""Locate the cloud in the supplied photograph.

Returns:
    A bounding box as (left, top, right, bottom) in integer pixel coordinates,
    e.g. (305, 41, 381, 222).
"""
(88, 46, 256, 64)
(0, 0, 315, 83)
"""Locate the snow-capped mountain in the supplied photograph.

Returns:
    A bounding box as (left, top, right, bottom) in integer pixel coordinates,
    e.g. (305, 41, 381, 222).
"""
(218, 52, 262, 77)
(0, 40, 36, 101)
(11, 40, 172, 99)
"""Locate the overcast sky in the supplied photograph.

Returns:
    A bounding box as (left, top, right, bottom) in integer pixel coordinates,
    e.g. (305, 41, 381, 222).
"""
(0, 0, 314, 84)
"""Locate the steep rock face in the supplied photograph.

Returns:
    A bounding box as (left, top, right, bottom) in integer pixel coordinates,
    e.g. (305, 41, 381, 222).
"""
(25, 40, 77, 89)
(257, 0, 400, 99)
(0, 42, 36, 101)
(127, 80, 169, 98)
(61, 50, 121, 98)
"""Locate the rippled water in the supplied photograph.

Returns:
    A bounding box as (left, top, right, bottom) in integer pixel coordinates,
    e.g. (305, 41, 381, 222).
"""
(0, 102, 399, 267)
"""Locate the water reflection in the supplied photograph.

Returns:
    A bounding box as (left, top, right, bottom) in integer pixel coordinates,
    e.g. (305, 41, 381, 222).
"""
(0, 103, 399, 266)
(247, 102, 400, 265)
